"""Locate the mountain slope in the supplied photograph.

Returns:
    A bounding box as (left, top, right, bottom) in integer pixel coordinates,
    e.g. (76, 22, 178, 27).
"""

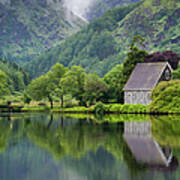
(85, 0, 139, 21)
(0, 0, 85, 64)
(26, 0, 180, 78)
(115, 0, 180, 55)
(25, 2, 141, 77)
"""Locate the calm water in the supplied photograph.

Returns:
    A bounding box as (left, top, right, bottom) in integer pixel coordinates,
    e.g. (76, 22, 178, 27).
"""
(0, 113, 180, 180)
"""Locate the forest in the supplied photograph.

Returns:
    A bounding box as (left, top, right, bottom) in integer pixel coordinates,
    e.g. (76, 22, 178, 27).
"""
(0, 36, 179, 114)
(0, 0, 179, 114)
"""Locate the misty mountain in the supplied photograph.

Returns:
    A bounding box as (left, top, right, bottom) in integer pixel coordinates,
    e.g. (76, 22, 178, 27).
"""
(0, 0, 140, 64)
(25, 0, 180, 78)
(84, 0, 139, 21)
(0, 0, 85, 64)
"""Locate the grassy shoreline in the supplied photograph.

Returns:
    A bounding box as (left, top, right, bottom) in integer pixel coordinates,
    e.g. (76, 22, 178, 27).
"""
(1, 103, 179, 115)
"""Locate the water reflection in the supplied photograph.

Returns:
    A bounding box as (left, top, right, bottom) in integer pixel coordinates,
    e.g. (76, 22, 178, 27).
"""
(0, 114, 180, 180)
(124, 121, 178, 171)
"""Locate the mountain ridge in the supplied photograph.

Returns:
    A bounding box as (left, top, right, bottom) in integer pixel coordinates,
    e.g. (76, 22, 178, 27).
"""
(25, 0, 180, 78)
(0, 0, 85, 64)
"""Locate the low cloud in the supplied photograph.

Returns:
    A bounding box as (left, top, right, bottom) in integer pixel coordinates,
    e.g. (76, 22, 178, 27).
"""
(62, 0, 95, 21)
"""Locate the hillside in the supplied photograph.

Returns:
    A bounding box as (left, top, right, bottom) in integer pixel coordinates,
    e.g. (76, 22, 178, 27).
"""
(85, 0, 139, 21)
(0, 59, 30, 92)
(0, 0, 85, 64)
(115, 0, 180, 56)
(25, 0, 180, 78)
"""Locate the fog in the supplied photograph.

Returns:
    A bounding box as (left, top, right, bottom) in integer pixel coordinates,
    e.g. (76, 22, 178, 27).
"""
(0, 0, 96, 21)
(62, 0, 96, 21)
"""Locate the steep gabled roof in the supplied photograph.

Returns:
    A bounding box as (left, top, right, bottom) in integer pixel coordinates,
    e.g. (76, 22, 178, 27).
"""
(123, 62, 173, 91)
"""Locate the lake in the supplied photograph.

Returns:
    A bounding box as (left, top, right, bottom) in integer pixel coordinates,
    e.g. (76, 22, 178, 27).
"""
(0, 113, 180, 180)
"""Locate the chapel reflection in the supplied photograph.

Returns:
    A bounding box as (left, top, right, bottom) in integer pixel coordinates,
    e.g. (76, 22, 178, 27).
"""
(123, 121, 179, 171)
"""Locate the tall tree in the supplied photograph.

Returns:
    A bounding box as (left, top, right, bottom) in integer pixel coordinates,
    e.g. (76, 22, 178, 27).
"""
(48, 63, 68, 107)
(118, 36, 148, 102)
(84, 73, 108, 105)
(122, 36, 148, 84)
(60, 66, 86, 106)
(104, 64, 124, 102)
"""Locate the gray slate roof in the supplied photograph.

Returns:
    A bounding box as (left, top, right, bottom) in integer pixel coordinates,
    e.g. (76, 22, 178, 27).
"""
(123, 62, 173, 91)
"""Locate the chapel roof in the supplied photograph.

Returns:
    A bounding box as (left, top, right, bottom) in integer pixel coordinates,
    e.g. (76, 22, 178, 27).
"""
(123, 62, 173, 91)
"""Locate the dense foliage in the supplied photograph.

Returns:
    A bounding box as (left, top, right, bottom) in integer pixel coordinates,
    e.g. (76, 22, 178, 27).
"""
(0, 59, 30, 93)
(26, 36, 149, 107)
(149, 80, 180, 113)
(27, 64, 109, 107)
(144, 51, 180, 70)
(27, 63, 67, 108)
(25, 0, 180, 78)
(104, 64, 124, 102)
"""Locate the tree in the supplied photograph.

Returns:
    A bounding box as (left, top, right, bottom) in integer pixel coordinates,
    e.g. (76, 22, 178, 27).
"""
(104, 64, 124, 102)
(27, 63, 67, 108)
(0, 70, 9, 97)
(60, 66, 86, 106)
(144, 51, 180, 70)
(27, 74, 54, 108)
(84, 73, 108, 105)
(48, 63, 68, 107)
(122, 36, 148, 84)
(113, 36, 148, 102)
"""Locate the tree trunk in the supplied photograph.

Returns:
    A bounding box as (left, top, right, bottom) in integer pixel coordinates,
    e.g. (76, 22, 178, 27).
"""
(48, 96, 53, 109)
(61, 95, 64, 108)
(50, 101, 53, 109)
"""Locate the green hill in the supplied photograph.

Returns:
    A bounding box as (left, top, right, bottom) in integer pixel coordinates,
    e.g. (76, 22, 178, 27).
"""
(25, 0, 180, 77)
(0, 0, 85, 64)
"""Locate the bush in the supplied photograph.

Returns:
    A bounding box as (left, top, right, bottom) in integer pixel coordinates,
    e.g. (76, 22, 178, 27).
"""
(93, 102, 106, 115)
(148, 80, 180, 114)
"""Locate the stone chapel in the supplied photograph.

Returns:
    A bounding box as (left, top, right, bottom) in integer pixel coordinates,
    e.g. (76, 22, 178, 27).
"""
(123, 62, 173, 105)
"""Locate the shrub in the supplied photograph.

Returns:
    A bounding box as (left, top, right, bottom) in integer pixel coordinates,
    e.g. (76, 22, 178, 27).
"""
(148, 80, 180, 114)
(93, 102, 106, 115)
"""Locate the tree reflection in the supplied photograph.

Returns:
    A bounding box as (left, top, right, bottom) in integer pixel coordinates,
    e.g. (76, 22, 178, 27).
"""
(1, 113, 180, 180)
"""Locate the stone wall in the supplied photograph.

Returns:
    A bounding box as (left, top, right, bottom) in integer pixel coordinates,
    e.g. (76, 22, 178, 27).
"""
(124, 90, 151, 105)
